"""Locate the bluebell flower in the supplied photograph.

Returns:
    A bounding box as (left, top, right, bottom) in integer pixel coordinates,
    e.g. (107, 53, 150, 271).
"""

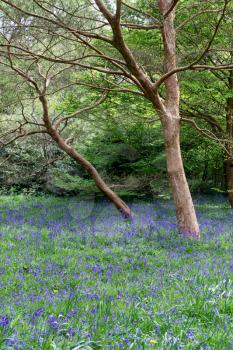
(66, 327, 77, 337)
(6, 337, 18, 346)
(47, 315, 59, 331)
(186, 329, 195, 341)
(0, 314, 9, 327)
(33, 308, 44, 318)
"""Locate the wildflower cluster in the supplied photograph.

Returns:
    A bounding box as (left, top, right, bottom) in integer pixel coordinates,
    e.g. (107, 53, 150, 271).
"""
(0, 195, 232, 349)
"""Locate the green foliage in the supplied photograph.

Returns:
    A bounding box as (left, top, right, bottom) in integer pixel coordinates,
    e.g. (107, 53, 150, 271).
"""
(80, 118, 169, 196)
(181, 124, 225, 192)
(0, 0, 232, 199)
(50, 169, 96, 195)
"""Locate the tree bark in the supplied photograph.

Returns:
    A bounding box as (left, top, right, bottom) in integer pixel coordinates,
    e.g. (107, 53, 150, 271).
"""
(163, 118, 200, 238)
(158, 0, 200, 238)
(225, 70, 233, 207)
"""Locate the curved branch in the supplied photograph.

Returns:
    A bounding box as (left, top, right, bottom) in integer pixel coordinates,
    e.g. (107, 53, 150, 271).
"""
(54, 93, 108, 130)
(181, 116, 233, 157)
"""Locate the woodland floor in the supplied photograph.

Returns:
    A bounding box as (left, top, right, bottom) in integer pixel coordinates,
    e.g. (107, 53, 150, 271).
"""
(0, 195, 232, 350)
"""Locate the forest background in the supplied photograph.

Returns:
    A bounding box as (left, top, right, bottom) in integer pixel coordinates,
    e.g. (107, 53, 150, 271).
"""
(0, 0, 232, 217)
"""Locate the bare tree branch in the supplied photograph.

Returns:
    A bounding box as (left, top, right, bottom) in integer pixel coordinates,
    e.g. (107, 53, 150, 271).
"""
(54, 93, 108, 130)
(181, 116, 233, 158)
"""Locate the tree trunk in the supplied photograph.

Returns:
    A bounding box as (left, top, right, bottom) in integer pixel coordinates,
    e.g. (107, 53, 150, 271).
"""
(225, 70, 233, 208)
(163, 118, 200, 238)
(39, 95, 132, 218)
(54, 134, 132, 218)
(225, 158, 233, 208)
(156, 0, 200, 239)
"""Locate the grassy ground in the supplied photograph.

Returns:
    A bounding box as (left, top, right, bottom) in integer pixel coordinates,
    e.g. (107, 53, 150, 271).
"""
(0, 195, 232, 350)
